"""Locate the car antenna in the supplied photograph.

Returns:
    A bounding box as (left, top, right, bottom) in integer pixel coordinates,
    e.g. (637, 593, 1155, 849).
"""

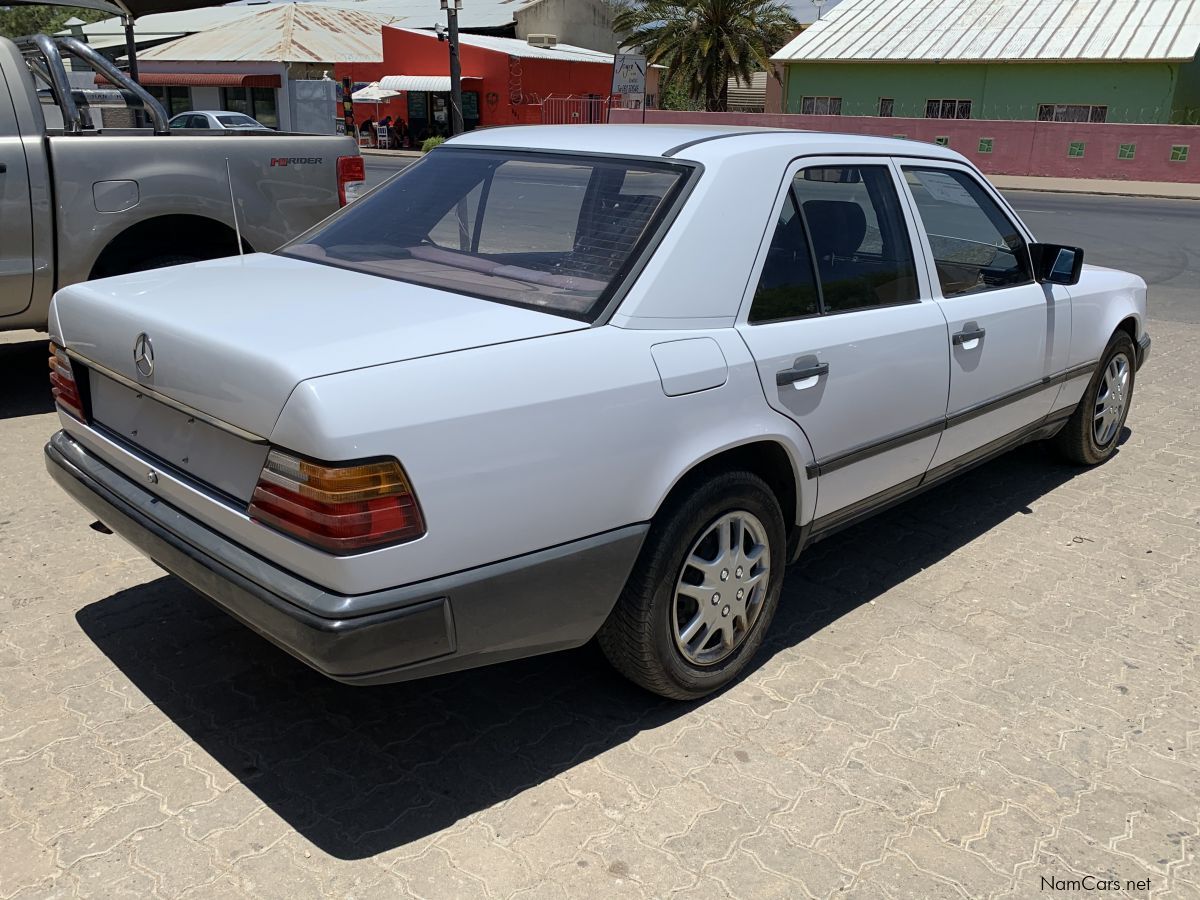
(225, 157, 245, 258)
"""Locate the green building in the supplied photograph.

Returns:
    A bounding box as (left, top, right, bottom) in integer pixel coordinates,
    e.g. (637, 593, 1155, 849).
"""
(770, 0, 1200, 124)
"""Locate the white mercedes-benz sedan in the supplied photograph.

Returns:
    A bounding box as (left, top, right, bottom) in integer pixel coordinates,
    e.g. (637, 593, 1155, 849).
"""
(46, 125, 1151, 699)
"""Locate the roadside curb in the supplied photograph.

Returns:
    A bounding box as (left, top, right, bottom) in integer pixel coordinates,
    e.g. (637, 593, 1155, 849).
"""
(989, 175, 1200, 201)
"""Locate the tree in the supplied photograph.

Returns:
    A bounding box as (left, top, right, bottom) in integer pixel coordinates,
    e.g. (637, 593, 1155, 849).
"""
(0, 6, 109, 39)
(614, 0, 797, 112)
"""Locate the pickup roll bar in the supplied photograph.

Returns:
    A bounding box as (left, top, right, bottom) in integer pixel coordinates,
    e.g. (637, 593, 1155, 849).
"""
(20, 34, 81, 134)
(15, 34, 170, 135)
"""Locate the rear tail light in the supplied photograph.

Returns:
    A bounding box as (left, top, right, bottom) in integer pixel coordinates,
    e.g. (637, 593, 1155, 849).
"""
(48, 341, 84, 421)
(248, 449, 425, 554)
(337, 155, 366, 206)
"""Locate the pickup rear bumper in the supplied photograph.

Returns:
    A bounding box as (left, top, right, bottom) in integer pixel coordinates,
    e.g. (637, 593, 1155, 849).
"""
(46, 430, 646, 685)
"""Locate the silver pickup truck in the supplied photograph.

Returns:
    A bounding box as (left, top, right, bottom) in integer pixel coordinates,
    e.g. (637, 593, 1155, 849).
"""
(0, 33, 364, 332)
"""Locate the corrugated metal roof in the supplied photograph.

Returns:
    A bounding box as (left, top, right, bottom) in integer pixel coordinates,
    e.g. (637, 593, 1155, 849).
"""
(139, 3, 400, 62)
(58, 6, 260, 49)
(390, 28, 614, 62)
(772, 0, 1200, 63)
(299, 0, 535, 30)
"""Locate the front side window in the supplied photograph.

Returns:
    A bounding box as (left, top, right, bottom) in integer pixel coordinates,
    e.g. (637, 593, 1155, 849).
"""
(790, 165, 919, 313)
(903, 166, 1032, 297)
(285, 150, 688, 321)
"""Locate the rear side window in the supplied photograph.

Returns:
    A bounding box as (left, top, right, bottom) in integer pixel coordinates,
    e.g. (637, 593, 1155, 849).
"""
(285, 149, 688, 321)
(902, 167, 1032, 296)
(748, 190, 819, 323)
(792, 165, 919, 313)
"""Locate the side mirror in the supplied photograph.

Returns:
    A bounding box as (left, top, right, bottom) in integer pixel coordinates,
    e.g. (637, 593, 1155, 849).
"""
(1029, 243, 1084, 285)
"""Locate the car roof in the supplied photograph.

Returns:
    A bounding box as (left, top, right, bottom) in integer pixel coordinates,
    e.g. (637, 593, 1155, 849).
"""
(446, 124, 965, 164)
(173, 111, 256, 117)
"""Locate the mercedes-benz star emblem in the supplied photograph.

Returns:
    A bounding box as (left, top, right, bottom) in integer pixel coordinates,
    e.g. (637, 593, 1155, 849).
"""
(133, 333, 154, 378)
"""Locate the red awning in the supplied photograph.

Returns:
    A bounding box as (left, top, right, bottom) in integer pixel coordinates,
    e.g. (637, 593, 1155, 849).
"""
(95, 73, 281, 88)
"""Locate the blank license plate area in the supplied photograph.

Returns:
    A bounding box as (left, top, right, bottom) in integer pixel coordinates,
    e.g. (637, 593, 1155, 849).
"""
(89, 372, 269, 503)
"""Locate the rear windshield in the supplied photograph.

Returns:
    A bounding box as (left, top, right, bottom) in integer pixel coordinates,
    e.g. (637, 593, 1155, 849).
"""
(217, 115, 260, 127)
(283, 148, 689, 321)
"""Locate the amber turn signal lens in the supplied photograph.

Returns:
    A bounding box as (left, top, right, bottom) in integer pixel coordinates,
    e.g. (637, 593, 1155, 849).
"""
(248, 449, 425, 554)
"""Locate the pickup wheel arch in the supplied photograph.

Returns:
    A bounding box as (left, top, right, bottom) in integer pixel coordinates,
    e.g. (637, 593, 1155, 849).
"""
(654, 440, 801, 560)
(89, 215, 254, 280)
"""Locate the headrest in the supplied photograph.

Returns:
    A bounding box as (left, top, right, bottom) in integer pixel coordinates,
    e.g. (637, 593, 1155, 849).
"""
(803, 200, 867, 259)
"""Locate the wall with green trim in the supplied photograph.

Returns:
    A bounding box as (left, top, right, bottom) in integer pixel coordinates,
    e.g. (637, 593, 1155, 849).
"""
(782, 60, 1190, 123)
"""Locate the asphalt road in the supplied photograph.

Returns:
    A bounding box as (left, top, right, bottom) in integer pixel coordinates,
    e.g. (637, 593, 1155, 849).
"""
(1005, 191, 1199, 324)
(363, 157, 1200, 323)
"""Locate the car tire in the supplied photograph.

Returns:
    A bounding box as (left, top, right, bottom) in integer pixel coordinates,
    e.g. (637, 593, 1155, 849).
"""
(598, 470, 786, 700)
(1053, 331, 1137, 465)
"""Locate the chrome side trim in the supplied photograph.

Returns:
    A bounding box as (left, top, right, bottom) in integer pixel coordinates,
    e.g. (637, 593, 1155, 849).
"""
(66, 349, 269, 445)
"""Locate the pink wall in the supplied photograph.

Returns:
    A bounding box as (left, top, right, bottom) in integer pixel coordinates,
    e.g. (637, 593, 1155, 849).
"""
(609, 109, 1200, 182)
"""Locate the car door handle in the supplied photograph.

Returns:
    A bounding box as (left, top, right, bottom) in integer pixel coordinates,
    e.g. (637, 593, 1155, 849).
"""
(776, 361, 829, 389)
(952, 327, 986, 347)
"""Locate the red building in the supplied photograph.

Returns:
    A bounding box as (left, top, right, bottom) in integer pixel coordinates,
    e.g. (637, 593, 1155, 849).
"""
(337, 27, 620, 140)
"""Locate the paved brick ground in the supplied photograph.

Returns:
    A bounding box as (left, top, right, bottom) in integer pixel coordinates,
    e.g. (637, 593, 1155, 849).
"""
(1, 321, 1196, 900)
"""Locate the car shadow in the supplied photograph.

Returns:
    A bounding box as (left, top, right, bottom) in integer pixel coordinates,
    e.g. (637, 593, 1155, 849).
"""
(76, 441, 1094, 859)
(0, 338, 54, 419)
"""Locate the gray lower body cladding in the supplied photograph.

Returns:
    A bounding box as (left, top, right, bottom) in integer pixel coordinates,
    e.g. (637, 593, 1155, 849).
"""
(46, 431, 647, 685)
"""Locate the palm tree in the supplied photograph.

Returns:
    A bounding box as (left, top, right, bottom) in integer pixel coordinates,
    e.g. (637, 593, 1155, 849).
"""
(614, 0, 798, 112)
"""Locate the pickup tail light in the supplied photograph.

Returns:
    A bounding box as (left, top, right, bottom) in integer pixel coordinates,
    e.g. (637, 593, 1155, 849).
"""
(248, 449, 425, 554)
(48, 342, 84, 421)
(336, 155, 366, 206)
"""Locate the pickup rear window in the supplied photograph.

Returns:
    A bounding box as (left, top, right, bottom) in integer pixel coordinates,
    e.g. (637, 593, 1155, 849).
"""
(283, 149, 689, 321)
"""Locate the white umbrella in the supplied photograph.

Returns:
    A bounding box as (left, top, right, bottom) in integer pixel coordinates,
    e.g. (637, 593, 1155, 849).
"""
(351, 82, 402, 142)
(352, 82, 401, 104)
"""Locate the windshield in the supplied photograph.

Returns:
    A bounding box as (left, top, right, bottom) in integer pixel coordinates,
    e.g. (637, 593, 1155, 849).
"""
(282, 148, 690, 321)
(218, 115, 261, 127)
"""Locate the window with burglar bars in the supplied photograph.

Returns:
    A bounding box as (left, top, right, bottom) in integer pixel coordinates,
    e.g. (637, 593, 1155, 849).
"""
(801, 96, 843, 116)
(925, 99, 972, 119)
(1038, 104, 1108, 123)
(878, 98, 894, 117)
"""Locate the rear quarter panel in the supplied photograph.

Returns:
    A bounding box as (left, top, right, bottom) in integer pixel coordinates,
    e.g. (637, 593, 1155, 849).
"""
(47, 133, 356, 288)
(266, 325, 815, 596)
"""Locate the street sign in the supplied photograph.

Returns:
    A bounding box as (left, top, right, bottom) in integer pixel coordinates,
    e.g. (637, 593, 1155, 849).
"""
(611, 53, 647, 101)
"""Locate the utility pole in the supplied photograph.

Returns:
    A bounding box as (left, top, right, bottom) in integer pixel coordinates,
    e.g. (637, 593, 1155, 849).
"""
(123, 15, 139, 82)
(440, 0, 465, 135)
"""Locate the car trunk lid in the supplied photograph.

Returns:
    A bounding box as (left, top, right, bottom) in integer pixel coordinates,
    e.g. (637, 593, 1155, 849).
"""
(54, 253, 586, 436)
(53, 254, 586, 501)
